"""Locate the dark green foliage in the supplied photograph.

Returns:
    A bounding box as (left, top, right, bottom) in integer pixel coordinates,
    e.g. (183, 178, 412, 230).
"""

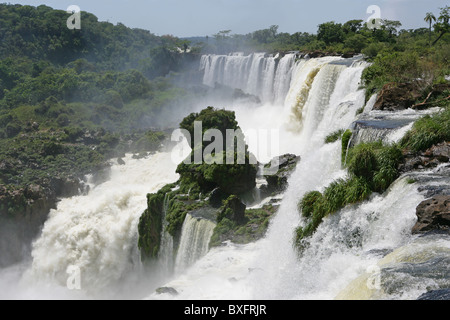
(324, 129, 345, 144)
(200, 16, 410, 55)
(347, 143, 378, 181)
(400, 107, 450, 152)
(137, 193, 165, 260)
(133, 131, 166, 153)
(298, 191, 323, 218)
(0, 4, 189, 78)
(372, 144, 403, 192)
(179, 106, 240, 149)
(323, 179, 348, 213)
(346, 141, 403, 192)
(210, 203, 277, 247)
(344, 176, 372, 204)
(0, 5, 194, 209)
(176, 107, 257, 195)
(295, 141, 404, 246)
(317, 22, 345, 45)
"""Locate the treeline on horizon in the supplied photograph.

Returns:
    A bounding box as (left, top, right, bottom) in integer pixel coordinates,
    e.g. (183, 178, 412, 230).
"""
(195, 6, 450, 56)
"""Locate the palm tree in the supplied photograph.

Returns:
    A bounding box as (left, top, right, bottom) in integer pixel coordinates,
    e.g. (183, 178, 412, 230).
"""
(424, 12, 436, 45)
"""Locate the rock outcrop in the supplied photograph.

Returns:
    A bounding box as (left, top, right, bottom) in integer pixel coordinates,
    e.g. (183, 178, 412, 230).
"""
(412, 195, 450, 234)
(0, 176, 89, 267)
(260, 154, 300, 198)
(400, 142, 450, 173)
(373, 82, 422, 111)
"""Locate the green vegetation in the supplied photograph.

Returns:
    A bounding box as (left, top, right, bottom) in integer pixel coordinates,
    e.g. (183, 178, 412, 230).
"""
(0, 4, 199, 215)
(195, 6, 449, 59)
(400, 107, 450, 152)
(295, 141, 404, 247)
(176, 107, 257, 195)
(324, 129, 345, 144)
(0, 4, 193, 77)
(138, 108, 260, 261)
(209, 203, 277, 247)
(360, 6, 450, 101)
(296, 98, 449, 248)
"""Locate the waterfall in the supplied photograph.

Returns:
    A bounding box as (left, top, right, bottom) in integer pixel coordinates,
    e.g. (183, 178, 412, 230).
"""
(350, 107, 442, 147)
(174, 214, 216, 274)
(200, 52, 296, 104)
(273, 53, 296, 104)
(151, 54, 448, 300)
(147, 55, 375, 300)
(4, 52, 447, 300)
(17, 152, 179, 299)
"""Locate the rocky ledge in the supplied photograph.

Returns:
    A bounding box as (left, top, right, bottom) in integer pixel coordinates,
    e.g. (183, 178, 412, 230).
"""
(412, 195, 450, 234)
(400, 142, 450, 173)
(0, 177, 88, 267)
(373, 82, 450, 112)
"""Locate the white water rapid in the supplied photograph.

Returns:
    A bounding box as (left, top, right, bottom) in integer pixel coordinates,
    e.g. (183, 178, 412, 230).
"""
(1, 152, 179, 299)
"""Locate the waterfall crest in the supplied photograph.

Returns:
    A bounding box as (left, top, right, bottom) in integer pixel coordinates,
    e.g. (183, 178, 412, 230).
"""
(200, 52, 297, 104)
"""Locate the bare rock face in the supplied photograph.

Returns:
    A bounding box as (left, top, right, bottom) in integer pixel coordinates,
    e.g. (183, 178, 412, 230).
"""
(400, 142, 450, 172)
(373, 82, 422, 111)
(412, 195, 450, 234)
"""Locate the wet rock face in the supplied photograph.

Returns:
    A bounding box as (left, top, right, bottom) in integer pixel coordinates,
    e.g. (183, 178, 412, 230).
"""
(412, 195, 450, 234)
(417, 289, 450, 300)
(0, 177, 88, 268)
(400, 142, 450, 173)
(261, 154, 300, 195)
(0, 185, 55, 267)
(373, 82, 422, 111)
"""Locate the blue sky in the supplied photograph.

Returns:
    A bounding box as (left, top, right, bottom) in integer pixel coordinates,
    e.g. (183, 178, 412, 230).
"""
(9, 0, 449, 37)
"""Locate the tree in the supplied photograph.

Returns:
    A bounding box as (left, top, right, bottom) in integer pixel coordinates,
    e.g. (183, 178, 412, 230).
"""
(344, 34, 367, 53)
(424, 12, 437, 45)
(433, 6, 450, 45)
(343, 20, 364, 34)
(317, 22, 344, 45)
(252, 25, 279, 44)
(382, 20, 402, 36)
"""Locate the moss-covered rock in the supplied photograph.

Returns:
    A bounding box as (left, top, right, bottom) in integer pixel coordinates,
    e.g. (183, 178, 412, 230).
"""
(210, 203, 278, 247)
(263, 154, 300, 194)
(217, 195, 247, 224)
(138, 107, 260, 262)
(176, 107, 258, 195)
(137, 192, 166, 260)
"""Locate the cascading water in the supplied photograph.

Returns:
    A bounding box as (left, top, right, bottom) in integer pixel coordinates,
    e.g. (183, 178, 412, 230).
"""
(174, 214, 216, 274)
(149, 53, 449, 300)
(200, 52, 296, 104)
(2, 152, 180, 299)
(2, 52, 448, 300)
